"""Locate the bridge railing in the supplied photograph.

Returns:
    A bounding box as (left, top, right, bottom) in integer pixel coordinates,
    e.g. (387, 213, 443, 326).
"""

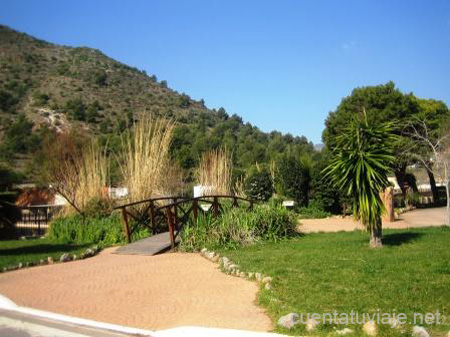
(114, 195, 254, 247)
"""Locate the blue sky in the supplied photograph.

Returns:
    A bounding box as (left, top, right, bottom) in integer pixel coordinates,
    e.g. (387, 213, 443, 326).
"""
(2, 0, 449, 143)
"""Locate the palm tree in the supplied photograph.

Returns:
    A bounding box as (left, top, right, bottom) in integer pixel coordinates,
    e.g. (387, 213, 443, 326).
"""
(325, 111, 396, 248)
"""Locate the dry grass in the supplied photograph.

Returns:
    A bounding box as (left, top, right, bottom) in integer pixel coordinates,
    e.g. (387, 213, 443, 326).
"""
(196, 148, 233, 195)
(119, 115, 182, 203)
(44, 134, 109, 214)
(233, 175, 247, 198)
(75, 142, 109, 209)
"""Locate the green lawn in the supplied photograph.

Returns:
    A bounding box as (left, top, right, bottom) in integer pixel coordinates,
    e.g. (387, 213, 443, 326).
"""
(0, 239, 91, 270)
(218, 226, 450, 336)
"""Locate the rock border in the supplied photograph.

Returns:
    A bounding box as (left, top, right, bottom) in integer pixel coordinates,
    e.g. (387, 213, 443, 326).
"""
(1, 245, 101, 274)
(198, 248, 273, 289)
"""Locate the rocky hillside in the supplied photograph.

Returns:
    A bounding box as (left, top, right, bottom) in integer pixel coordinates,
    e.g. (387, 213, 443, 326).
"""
(0, 24, 219, 134)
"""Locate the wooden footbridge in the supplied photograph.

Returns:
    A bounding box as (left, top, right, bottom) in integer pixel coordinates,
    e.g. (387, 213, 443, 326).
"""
(113, 195, 254, 255)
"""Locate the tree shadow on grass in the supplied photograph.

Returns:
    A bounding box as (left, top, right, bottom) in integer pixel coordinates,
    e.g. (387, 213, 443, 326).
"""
(0, 243, 90, 256)
(382, 232, 423, 246)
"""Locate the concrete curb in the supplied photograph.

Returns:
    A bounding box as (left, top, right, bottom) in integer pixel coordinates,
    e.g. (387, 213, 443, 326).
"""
(0, 294, 285, 337)
(0, 294, 155, 336)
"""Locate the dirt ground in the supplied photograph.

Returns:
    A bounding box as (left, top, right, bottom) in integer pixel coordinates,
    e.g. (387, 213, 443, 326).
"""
(0, 249, 272, 332)
(299, 206, 447, 233)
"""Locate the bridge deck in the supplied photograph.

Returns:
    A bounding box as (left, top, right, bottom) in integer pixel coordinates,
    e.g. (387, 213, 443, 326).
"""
(114, 232, 178, 256)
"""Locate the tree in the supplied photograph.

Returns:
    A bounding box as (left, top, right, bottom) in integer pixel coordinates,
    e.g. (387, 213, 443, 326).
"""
(323, 82, 419, 198)
(325, 112, 396, 248)
(415, 99, 450, 204)
(407, 118, 450, 225)
(276, 155, 310, 206)
(244, 165, 274, 201)
(1, 115, 39, 154)
(309, 151, 342, 214)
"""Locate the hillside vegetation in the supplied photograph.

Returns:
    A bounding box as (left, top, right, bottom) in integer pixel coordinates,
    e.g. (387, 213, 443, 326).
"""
(0, 25, 314, 182)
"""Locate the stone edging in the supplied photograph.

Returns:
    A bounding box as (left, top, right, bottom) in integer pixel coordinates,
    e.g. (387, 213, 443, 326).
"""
(1, 245, 101, 273)
(198, 247, 273, 290)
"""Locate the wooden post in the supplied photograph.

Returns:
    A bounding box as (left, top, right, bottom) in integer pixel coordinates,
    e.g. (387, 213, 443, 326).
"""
(122, 208, 131, 243)
(37, 208, 41, 234)
(213, 196, 219, 217)
(233, 197, 238, 208)
(381, 187, 395, 223)
(173, 197, 178, 228)
(193, 199, 198, 221)
(150, 200, 156, 234)
(249, 200, 254, 210)
(166, 207, 175, 249)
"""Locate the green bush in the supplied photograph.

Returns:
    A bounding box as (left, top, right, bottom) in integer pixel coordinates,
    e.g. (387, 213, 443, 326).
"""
(180, 204, 297, 251)
(276, 155, 310, 206)
(297, 203, 331, 219)
(244, 167, 273, 201)
(82, 197, 114, 218)
(48, 213, 125, 246)
(309, 158, 342, 214)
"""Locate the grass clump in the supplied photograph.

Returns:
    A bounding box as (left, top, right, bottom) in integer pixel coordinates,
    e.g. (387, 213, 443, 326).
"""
(195, 147, 233, 195)
(48, 214, 125, 246)
(297, 205, 331, 219)
(180, 203, 297, 251)
(120, 114, 183, 203)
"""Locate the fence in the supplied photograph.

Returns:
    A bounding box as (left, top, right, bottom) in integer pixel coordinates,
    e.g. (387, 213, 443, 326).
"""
(0, 203, 61, 237)
(115, 195, 254, 247)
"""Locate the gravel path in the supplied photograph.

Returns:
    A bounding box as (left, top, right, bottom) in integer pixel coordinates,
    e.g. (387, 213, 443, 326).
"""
(299, 206, 447, 233)
(0, 248, 272, 332)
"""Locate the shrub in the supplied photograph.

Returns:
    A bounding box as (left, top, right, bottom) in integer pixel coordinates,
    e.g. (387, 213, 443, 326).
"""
(244, 167, 273, 201)
(0, 90, 18, 112)
(65, 98, 86, 121)
(82, 197, 114, 218)
(48, 213, 125, 246)
(297, 203, 331, 219)
(180, 204, 297, 251)
(309, 159, 342, 214)
(276, 155, 310, 206)
(32, 91, 50, 106)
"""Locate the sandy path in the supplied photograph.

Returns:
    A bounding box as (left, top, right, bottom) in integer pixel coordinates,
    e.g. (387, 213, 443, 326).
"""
(0, 248, 272, 332)
(299, 207, 447, 233)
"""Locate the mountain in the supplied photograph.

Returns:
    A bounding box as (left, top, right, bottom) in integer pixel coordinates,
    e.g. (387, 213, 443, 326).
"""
(0, 24, 219, 134)
(0, 25, 315, 182)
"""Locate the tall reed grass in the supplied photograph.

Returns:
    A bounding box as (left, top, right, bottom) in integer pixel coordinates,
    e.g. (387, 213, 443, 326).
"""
(75, 142, 109, 210)
(196, 148, 233, 195)
(119, 115, 183, 203)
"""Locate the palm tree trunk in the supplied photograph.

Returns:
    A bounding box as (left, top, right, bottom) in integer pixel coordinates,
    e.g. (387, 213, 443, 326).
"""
(369, 218, 383, 248)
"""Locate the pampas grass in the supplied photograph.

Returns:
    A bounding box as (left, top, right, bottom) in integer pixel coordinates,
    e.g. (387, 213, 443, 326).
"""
(233, 175, 247, 198)
(196, 148, 233, 195)
(75, 142, 109, 210)
(119, 115, 181, 203)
